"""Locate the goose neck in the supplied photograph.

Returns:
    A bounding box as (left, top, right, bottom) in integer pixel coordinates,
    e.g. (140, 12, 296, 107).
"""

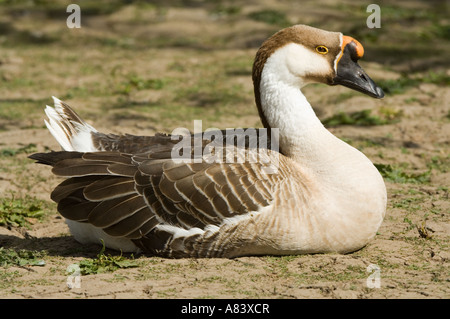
(258, 75, 331, 161)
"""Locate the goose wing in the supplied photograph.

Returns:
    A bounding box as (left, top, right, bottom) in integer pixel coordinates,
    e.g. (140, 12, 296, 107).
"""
(30, 144, 287, 255)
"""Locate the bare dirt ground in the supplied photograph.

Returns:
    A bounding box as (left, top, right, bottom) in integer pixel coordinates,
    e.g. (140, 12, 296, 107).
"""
(0, 0, 448, 299)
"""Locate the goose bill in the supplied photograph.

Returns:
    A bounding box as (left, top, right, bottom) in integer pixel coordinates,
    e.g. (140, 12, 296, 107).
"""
(333, 43, 385, 99)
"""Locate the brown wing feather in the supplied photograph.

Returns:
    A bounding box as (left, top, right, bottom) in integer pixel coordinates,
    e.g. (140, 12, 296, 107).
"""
(88, 194, 147, 228)
(51, 175, 100, 202)
(103, 207, 158, 238)
(52, 159, 110, 176)
(30, 134, 282, 255)
(57, 189, 99, 222)
(83, 177, 136, 201)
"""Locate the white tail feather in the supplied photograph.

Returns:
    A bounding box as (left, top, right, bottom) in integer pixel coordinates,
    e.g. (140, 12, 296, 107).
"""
(44, 96, 98, 152)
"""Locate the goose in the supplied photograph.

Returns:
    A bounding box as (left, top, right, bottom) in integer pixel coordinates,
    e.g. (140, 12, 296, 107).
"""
(30, 24, 387, 258)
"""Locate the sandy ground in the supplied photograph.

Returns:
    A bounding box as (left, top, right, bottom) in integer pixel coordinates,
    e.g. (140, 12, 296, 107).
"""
(0, 0, 449, 299)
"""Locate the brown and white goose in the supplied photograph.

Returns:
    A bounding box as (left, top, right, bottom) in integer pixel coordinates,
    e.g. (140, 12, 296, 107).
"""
(30, 25, 386, 258)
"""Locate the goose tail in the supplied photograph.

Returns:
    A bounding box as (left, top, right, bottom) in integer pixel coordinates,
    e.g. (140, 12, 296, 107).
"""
(44, 96, 98, 152)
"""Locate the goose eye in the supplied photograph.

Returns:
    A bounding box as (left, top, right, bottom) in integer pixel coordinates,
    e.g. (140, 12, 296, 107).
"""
(315, 45, 328, 54)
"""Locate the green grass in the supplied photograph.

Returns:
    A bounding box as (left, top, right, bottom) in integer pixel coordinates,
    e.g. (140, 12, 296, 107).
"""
(0, 195, 51, 228)
(322, 108, 402, 127)
(75, 242, 138, 275)
(377, 72, 450, 95)
(248, 9, 290, 27)
(427, 155, 449, 173)
(380, 4, 440, 21)
(333, 91, 359, 103)
(224, 55, 253, 76)
(0, 143, 37, 158)
(117, 75, 168, 96)
(375, 163, 431, 184)
(393, 197, 426, 212)
(0, 268, 22, 291)
(0, 101, 42, 122)
(176, 82, 245, 108)
(210, 4, 242, 18)
(422, 22, 450, 41)
(0, 247, 46, 268)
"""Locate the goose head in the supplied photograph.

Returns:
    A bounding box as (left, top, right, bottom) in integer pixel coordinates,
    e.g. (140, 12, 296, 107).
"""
(253, 25, 384, 109)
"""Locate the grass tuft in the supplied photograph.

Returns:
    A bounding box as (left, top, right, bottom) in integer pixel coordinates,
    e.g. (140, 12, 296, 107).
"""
(0, 143, 37, 158)
(0, 195, 50, 228)
(322, 109, 401, 127)
(76, 242, 138, 275)
(117, 75, 168, 96)
(0, 248, 46, 268)
(374, 163, 431, 184)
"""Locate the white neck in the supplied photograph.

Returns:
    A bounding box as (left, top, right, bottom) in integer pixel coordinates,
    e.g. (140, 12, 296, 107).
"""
(261, 84, 324, 159)
(258, 44, 374, 177)
(259, 49, 333, 166)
